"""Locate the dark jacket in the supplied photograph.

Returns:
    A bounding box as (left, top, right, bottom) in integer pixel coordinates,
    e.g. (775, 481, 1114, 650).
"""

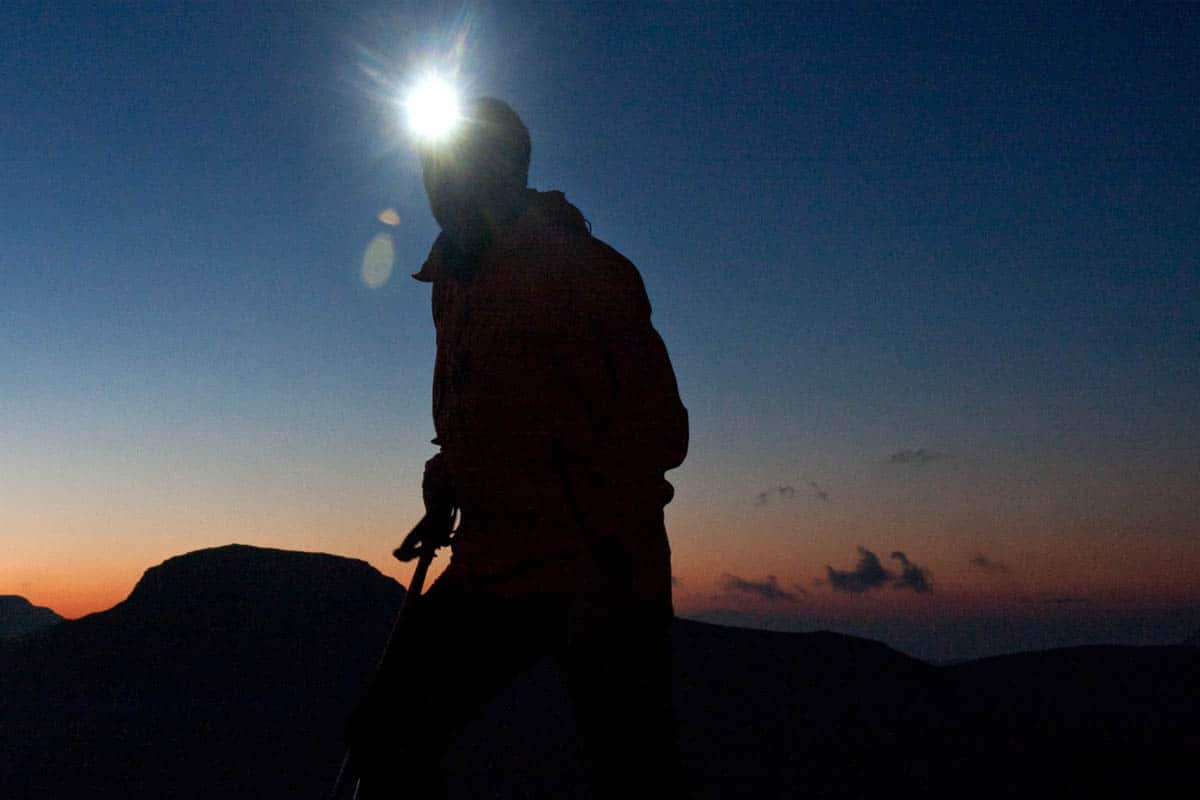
(413, 190, 688, 598)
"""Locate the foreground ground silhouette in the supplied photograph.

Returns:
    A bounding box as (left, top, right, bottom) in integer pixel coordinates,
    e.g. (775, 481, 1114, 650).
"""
(2, 546, 1195, 799)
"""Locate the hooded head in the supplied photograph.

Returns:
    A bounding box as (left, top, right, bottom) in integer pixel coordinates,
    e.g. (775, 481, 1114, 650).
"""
(418, 97, 531, 254)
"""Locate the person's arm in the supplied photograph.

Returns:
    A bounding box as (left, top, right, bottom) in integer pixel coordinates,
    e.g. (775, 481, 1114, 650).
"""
(552, 239, 688, 495)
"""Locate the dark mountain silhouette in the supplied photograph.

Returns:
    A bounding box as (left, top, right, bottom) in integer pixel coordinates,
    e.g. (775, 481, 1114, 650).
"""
(946, 645, 1197, 797)
(1184, 629, 1200, 647)
(1, 545, 403, 800)
(0, 595, 63, 638)
(2, 545, 1196, 799)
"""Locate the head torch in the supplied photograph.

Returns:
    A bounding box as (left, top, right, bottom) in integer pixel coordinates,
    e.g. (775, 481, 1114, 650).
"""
(405, 75, 461, 143)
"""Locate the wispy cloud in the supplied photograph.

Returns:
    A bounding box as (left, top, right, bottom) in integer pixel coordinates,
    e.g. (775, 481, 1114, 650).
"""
(887, 448, 949, 466)
(826, 547, 933, 594)
(826, 547, 891, 594)
(891, 551, 932, 593)
(969, 554, 1011, 575)
(756, 481, 829, 504)
(721, 574, 801, 603)
(755, 485, 796, 505)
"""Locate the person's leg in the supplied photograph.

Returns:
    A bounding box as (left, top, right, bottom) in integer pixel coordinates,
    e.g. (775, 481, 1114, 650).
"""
(348, 578, 559, 799)
(562, 601, 686, 799)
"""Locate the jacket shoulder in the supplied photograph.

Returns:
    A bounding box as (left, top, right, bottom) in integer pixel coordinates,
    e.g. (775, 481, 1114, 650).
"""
(565, 235, 651, 322)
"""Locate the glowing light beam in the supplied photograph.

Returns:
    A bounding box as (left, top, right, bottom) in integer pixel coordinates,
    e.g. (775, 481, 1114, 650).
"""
(404, 75, 461, 142)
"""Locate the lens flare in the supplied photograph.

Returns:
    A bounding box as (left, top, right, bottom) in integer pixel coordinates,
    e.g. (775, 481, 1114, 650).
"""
(361, 232, 395, 289)
(405, 75, 460, 141)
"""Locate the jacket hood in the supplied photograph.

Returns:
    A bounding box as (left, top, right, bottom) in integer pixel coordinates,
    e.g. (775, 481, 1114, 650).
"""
(413, 190, 589, 283)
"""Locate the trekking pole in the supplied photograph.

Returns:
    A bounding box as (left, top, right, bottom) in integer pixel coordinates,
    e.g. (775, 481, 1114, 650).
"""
(329, 509, 455, 800)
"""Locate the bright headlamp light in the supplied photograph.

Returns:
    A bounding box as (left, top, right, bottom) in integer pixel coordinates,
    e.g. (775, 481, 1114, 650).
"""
(404, 75, 461, 143)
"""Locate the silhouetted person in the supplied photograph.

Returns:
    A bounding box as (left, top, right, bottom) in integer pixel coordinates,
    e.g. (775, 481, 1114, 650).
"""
(346, 98, 689, 798)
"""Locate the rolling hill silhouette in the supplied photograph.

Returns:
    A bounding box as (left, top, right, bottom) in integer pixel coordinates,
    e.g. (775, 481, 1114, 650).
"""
(1, 545, 1194, 799)
(0, 595, 63, 639)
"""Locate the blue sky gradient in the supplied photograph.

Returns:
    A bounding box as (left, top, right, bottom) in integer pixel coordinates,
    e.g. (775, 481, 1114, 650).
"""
(2, 2, 1197, 659)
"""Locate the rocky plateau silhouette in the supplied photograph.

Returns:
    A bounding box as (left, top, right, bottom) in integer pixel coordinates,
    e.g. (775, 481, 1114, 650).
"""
(1, 545, 1194, 799)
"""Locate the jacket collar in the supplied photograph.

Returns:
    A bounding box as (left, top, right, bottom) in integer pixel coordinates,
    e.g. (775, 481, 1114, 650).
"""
(412, 190, 589, 283)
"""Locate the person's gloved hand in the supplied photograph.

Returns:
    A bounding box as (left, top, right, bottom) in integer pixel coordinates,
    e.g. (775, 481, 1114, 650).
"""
(394, 506, 455, 562)
(421, 452, 454, 513)
(393, 452, 456, 562)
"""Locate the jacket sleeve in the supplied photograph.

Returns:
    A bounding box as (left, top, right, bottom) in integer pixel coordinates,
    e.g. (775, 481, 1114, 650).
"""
(551, 238, 688, 501)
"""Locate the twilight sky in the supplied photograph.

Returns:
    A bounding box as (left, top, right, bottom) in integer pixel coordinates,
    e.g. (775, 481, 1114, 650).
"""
(2, 2, 1197, 660)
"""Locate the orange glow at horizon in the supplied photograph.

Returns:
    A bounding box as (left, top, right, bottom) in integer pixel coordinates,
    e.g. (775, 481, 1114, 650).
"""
(6, 452, 1197, 622)
(9, 509, 1198, 623)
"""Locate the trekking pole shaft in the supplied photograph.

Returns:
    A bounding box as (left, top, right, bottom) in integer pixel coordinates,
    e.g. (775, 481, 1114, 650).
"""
(403, 548, 434, 612)
(329, 543, 438, 800)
